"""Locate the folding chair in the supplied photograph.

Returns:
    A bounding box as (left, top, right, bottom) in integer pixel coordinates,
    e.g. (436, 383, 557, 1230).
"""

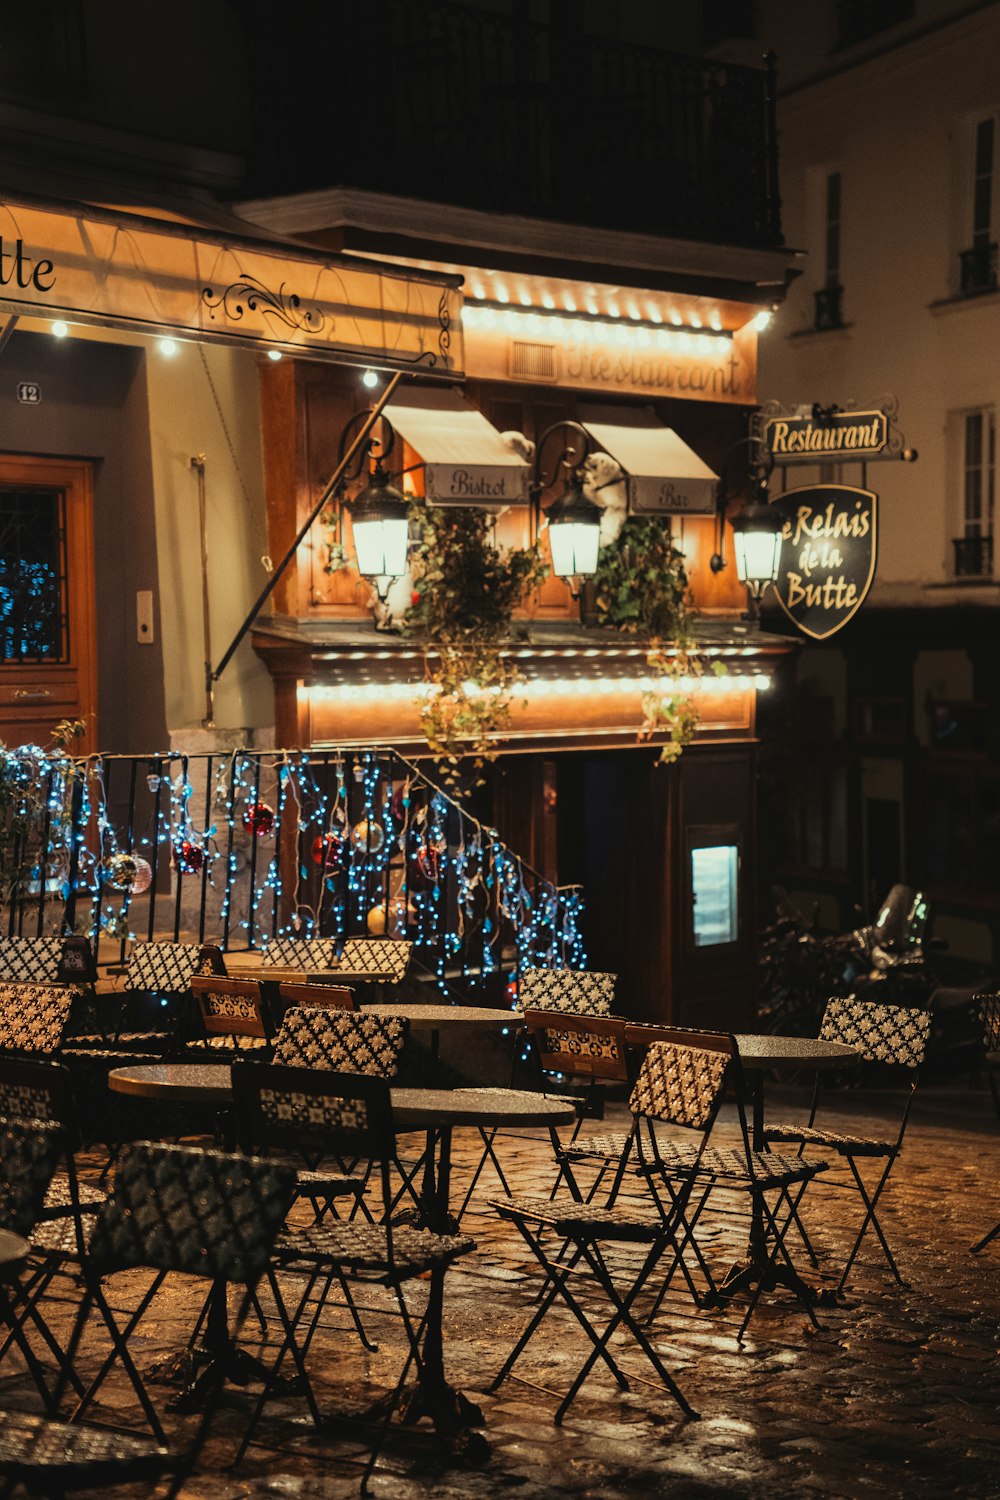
(262, 935, 337, 969)
(340, 937, 412, 984)
(0, 937, 64, 985)
(76, 940, 227, 1055)
(0, 984, 74, 1057)
(0, 1142, 297, 1496)
(185, 976, 273, 1058)
(515, 966, 616, 1016)
(763, 996, 931, 1287)
(971, 987, 1000, 1252)
(231, 1066, 475, 1492)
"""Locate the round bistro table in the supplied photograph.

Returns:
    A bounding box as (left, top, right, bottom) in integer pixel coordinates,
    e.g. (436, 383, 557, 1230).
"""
(107, 1064, 574, 1457)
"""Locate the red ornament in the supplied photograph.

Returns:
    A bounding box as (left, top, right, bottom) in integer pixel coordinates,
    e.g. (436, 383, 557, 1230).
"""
(175, 839, 204, 874)
(243, 801, 275, 837)
(311, 831, 344, 871)
(410, 591, 421, 605)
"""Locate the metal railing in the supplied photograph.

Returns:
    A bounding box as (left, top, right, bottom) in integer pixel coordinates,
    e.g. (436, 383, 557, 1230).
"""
(249, 0, 782, 249)
(0, 745, 586, 1002)
(952, 534, 994, 578)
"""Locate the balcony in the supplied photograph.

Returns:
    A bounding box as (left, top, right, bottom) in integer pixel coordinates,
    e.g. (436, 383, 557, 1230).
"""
(814, 283, 845, 330)
(952, 534, 994, 578)
(247, 0, 782, 250)
(960, 241, 998, 296)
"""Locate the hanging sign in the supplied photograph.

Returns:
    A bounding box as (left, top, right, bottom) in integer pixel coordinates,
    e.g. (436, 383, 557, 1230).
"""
(770, 484, 877, 640)
(764, 408, 887, 463)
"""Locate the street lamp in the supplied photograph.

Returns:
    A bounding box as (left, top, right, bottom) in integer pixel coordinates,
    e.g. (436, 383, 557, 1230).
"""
(349, 454, 410, 599)
(532, 421, 603, 597)
(709, 433, 784, 600)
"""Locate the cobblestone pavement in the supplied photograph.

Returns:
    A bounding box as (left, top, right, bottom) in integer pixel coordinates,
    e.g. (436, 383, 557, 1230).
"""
(4, 1083, 1000, 1499)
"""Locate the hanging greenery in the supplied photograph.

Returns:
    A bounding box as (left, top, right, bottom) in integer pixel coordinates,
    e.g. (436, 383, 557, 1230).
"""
(402, 502, 546, 785)
(592, 516, 724, 763)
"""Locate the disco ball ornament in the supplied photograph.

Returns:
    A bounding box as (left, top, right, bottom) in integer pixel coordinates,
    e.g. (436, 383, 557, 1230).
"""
(350, 819, 385, 854)
(311, 831, 344, 871)
(104, 852, 153, 894)
(175, 839, 205, 875)
(243, 801, 275, 838)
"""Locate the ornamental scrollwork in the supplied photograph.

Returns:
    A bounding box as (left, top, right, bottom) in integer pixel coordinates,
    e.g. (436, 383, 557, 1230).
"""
(202, 275, 327, 334)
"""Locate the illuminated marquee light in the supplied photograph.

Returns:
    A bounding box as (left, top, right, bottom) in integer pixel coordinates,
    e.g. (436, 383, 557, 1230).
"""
(305, 673, 771, 705)
(463, 302, 734, 358)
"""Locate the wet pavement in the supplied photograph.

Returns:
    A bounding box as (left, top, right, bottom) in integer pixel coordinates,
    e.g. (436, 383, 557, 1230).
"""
(5, 1082, 1000, 1499)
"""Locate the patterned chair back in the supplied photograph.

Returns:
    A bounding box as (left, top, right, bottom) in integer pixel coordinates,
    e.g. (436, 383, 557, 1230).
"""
(277, 981, 355, 1012)
(0, 984, 73, 1055)
(124, 942, 225, 994)
(975, 987, 1000, 1053)
(190, 977, 269, 1040)
(523, 1010, 630, 1082)
(0, 937, 64, 985)
(86, 1141, 295, 1282)
(517, 967, 616, 1016)
(0, 1058, 74, 1136)
(261, 936, 336, 970)
(273, 1008, 408, 1077)
(232, 1064, 396, 1165)
(340, 938, 411, 981)
(0, 1115, 64, 1237)
(819, 997, 931, 1069)
(628, 1037, 732, 1132)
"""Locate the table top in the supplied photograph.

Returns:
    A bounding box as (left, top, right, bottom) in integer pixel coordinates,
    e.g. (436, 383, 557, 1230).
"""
(240, 967, 393, 987)
(107, 1064, 575, 1129)
(0, 1228, 30, 1282)
(358, 1004, 521, 1032)
(733, 1034, 859, 1069)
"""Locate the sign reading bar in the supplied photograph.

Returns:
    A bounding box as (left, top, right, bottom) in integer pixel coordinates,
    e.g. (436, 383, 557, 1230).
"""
(0, 196, 463, 374)
(765, 409, 887, 463)
(770, 484, 878, 640)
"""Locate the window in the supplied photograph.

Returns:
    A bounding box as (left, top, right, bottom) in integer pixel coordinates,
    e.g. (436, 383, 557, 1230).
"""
(953, 409, 996, 576)
(925, 766, 1000, 894)
(691, 844, 739, 947)
(814, 172, 845, 329)
(0, 487, 69, 663)
(960, 118, 998, 294)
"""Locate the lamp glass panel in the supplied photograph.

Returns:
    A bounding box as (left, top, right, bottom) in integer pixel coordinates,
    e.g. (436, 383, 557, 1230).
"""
(733, 529, 782, 586)
(549, 519, 601, 578)
(353, 515, 409, 578)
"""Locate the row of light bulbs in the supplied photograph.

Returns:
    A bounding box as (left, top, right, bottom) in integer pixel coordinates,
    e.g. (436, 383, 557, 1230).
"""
(462, 303, 735, 356)
(309, 672, 771, 704)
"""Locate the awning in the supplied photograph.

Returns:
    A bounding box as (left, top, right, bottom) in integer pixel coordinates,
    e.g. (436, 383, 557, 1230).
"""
(0, 190, 463, 375)
(387, 389, 531, 506)
(582, 421, 718, 514)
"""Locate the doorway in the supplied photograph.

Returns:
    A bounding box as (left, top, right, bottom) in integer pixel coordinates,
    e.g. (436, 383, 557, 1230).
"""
(0, 454, 97, 753)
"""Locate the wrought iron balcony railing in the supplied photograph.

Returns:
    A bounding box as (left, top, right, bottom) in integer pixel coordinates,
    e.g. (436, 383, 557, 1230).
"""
(814, 283, 845, 330)
(247, 0, 783, 249)
(960, 242, 998, 295)
(952, 534, 994, 578)
(0, 744, 585, 1000)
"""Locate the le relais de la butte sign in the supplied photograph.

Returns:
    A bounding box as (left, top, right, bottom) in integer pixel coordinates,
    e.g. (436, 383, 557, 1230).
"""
(770, 484, 878, 640)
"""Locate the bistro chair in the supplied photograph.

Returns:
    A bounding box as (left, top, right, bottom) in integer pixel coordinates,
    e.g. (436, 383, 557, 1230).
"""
(185, 976, 272, 1058)
(515, 966, 617, 1016)
(967, 986, 1000, 1253)
(763, 996, 932, 1287)
(340, 937, 412, 983)
(273, 1007, 408, 1076)
(276, 980, 356, 1011)
(72, 940, 228, 1056)
(0, 936, 64, 985)
(0, 985, 74, 1057)
(261, 935, 337, 969)
(230, 1065, 475, 1492)
(0, 1141, 297, 1497)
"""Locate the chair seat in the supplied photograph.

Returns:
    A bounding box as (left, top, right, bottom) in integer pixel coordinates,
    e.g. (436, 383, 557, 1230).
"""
(60, 1047, 164, 1061)
(0, 1410, 170, 1486)
(275, 1221, 474, 1279)
(295, 1167, 365, 1198)
(563, 1131, 635, 1162)
(489, 1192, 665, 1242)
(184, 1036, 271, 1053)
(642, 1143, 829, 1186)
(764, 1123, 894, 1158)
(66, 1032, 171, 1048)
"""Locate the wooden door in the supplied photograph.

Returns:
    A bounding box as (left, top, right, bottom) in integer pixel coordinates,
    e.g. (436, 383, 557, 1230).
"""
(0, 455, 97, 753)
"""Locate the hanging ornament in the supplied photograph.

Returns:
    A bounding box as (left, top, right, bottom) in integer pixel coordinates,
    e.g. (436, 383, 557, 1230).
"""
(367, 899, 416, 937)
(175, 839, 205, 875)
(312, 831, 344, 871)
(350, 819, 385, 854)
(243, 801, 275, 838)
(390, 781, 410, 823)
(146, 774, 161, 795)
(104, 852, 153, 894)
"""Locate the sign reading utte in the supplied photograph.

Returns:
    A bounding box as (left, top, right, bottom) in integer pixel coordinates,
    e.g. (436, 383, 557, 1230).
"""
(770, 484, 878, 640)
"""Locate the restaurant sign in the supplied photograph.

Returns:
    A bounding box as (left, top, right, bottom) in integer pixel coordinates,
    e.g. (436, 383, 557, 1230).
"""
(0, 195, 463, 373)
(764, 408, 887, 463)
(770, 484, 878, 640)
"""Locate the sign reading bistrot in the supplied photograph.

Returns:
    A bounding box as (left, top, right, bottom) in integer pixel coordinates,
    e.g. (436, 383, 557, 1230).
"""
(764, 409, 887, 463)
(770, 485, 877, 640)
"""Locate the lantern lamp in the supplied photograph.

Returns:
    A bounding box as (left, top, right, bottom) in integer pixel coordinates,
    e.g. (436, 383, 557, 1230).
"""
(546, 474, 603, 585)
(350, 457, 410, 599)
(731, 501, 785, 598)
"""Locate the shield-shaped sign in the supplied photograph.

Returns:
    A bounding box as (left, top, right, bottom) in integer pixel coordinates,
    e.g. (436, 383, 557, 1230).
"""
(769, 484, 878, 640)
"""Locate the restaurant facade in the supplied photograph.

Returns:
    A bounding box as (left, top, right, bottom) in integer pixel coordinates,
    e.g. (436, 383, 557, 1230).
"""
(0, 1, 800, 1027)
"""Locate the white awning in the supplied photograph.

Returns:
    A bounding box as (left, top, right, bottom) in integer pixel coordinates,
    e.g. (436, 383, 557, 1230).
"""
(582, 421, 718, 514)
(387, 389, 531, 506)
